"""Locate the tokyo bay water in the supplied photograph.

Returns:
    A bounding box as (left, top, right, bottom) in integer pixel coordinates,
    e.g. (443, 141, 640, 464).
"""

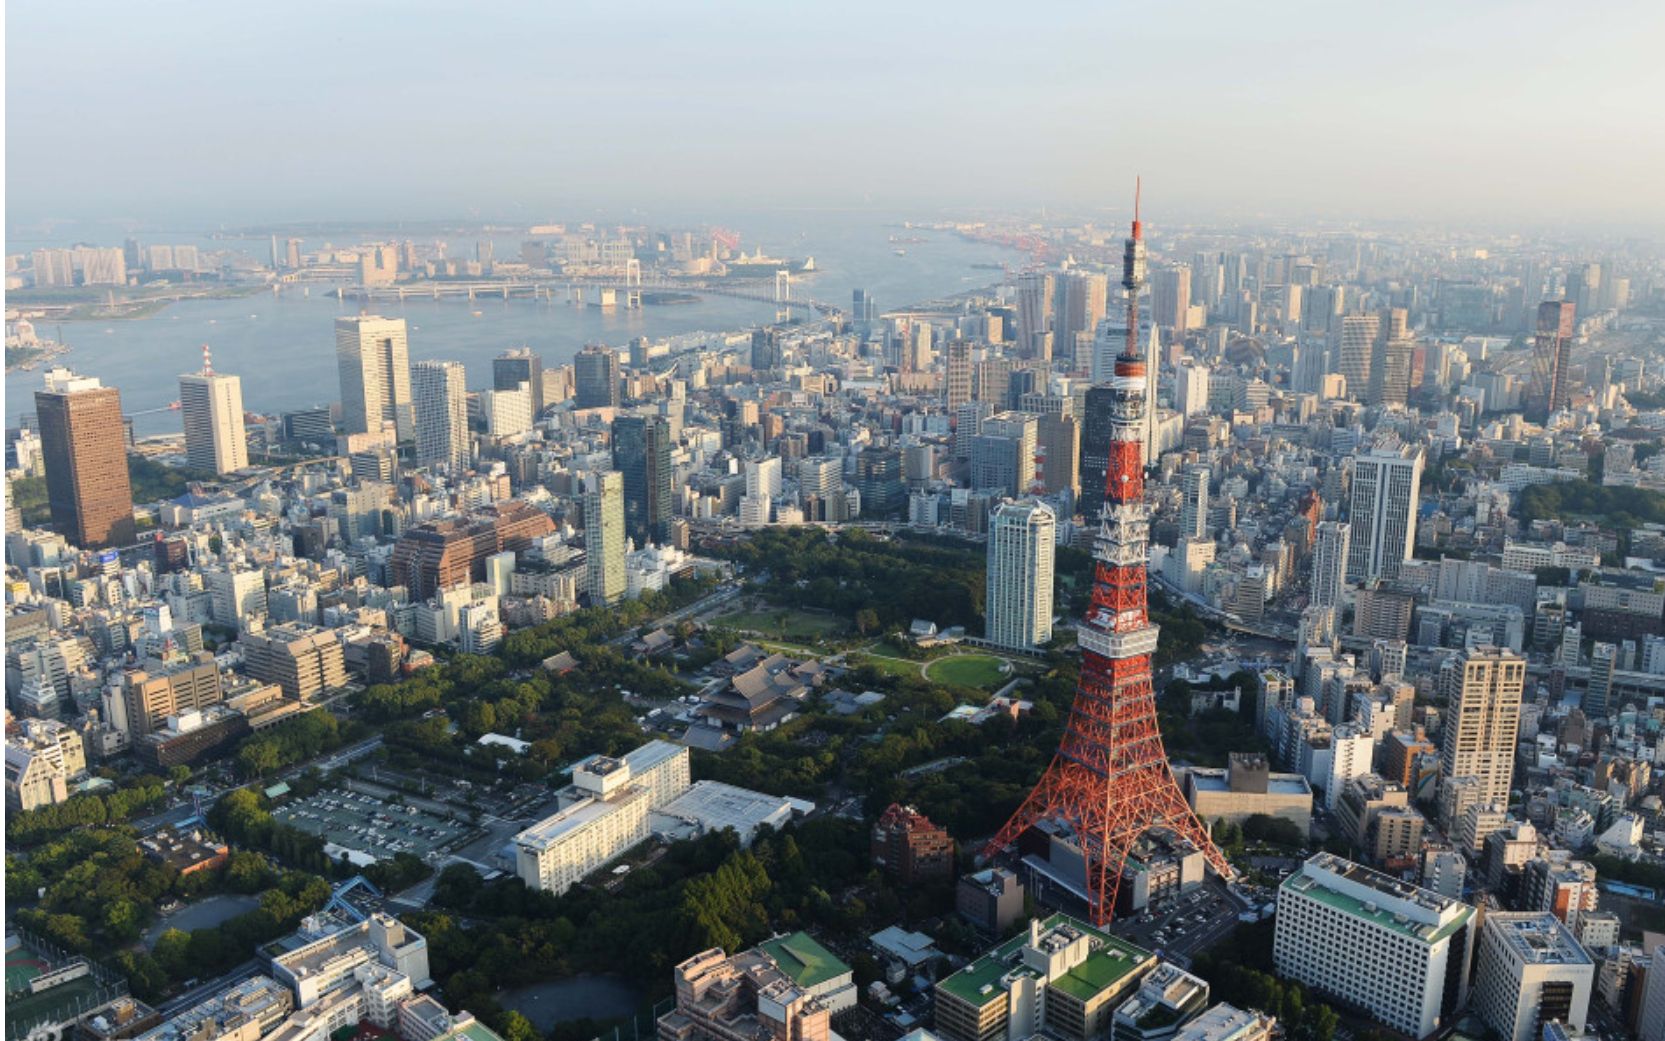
(6, 214, 1015, 437)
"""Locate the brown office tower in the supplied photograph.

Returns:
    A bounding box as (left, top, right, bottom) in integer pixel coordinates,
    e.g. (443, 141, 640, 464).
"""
(1530, 300, 1576, 421)
(390, 500, 555, 599)
(35, 369, 136, 549)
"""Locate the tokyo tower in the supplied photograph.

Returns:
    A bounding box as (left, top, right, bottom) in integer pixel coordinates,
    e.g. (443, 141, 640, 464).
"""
(983, 181, 1234, 925)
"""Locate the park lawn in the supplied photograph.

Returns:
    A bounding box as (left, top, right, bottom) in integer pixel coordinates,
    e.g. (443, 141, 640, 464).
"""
(850, 653, 925, 681)
(926, 654, 1009, 689)
(714, 606, 847, 642)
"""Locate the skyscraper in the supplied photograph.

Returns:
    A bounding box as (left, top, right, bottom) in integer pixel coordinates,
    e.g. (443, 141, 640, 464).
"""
(1015, 271, 1055, 359)
(1077, 384, 1116, 522)
(35, 368, 136, 549)
(1439, 646, 1524, 814)
(1152, 265, 1192, 334)
(986, 500, 1056, 650)
(178, 352, 249, 475)
(584, 471, 626, 605)
(412, 361, 470, 471)
(1054, 272, 1108, 355)
(1035, 413, 1079, 498)
(1332, 313, 1380, 402)
(1346, 443, 1424, 583)
(1310, 521, 1351, 610)
(971, 412, 1037, 497)
(944, 341, 974, 411)
(1584, 641, 1616, 719)
(1368, 308, 1413, 407)
(1530, 300, 1576, 420)
(336, 315, 413, 439)
(575, 345, 621, 409)
(613, 414, 672, 545)
(1179, 465, 1210, 541)
(750, 328, 782, 372)
(493, 347, 545, 416)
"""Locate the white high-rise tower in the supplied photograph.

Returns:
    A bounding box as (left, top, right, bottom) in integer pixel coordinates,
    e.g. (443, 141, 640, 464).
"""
(412, 360, 470, 471)
(1310, 520, 1351, 610)
(1346, 443, 1424, 583)
(336, 315, 414, 440)
(986, 499, 1056, 650)
(179, 348, 248, 474)
(1180, 465, 1210, 541)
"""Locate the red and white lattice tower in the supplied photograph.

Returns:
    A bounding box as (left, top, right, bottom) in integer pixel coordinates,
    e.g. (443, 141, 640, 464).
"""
(982, 181, 1233, 925)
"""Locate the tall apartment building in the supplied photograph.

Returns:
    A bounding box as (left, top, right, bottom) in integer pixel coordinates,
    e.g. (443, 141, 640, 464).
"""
(242, 625, 349, 701)
(934, 914, 1155, 1041)
(1346, 443, 1423, 583)
(493, 347, 544, 416)
(1331, 313, 1380, 401)
(1274, 853, 1474, 1039)
(986, 499, 1055, 650)
(1310, 521, 1351, 610)
(1439, 646, 1524, 819)
(575, 344, 621, 409)
(1470, 914, 1592, 1041)
(1369, 308, 1414, 407)
(336, 315, 413, 440)
(1015, 272, 1055, 359)
(1179, 466, 1210, 541)
(179, 363, 249, 474)
(614, 414, 673, 545)
(35, 368, 136, 549)
(412, 361, 470, 471)
(585, 471, 627, 606)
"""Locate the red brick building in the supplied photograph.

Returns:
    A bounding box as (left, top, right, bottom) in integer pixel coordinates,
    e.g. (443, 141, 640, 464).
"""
(872, 803, 955, 884)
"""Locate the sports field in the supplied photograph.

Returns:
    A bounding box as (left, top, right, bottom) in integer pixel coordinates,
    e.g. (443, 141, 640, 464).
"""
(925, 654, 1009, 688)
(6, 945, 47, 993)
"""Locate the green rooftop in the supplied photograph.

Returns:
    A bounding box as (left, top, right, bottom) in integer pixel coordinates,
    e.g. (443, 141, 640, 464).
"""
(757, 931, 850, 989)
(450, 1022, 506, 1041)
(1282, 865, 1473, 945)
(936, 914, 1153, 1008)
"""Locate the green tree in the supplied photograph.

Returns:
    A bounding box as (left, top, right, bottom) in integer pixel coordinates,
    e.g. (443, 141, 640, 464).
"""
(498, 1011, 541, 1041)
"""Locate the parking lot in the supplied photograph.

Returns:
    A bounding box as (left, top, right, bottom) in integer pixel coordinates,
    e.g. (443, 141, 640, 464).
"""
(272, 786, 475, 863)
(1112, 879, 1251, 962)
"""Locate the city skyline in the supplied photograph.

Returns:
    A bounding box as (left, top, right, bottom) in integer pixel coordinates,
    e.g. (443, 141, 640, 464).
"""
(7, 1, 1665, 232)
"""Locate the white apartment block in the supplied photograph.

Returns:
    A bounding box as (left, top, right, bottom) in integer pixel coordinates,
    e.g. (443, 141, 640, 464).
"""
(1470, 914, 1592, 1041)
(1274, 853, 1474, 1039)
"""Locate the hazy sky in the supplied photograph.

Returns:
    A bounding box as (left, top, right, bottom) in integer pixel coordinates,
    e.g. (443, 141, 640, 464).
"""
(8, 0, 1665, 232)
